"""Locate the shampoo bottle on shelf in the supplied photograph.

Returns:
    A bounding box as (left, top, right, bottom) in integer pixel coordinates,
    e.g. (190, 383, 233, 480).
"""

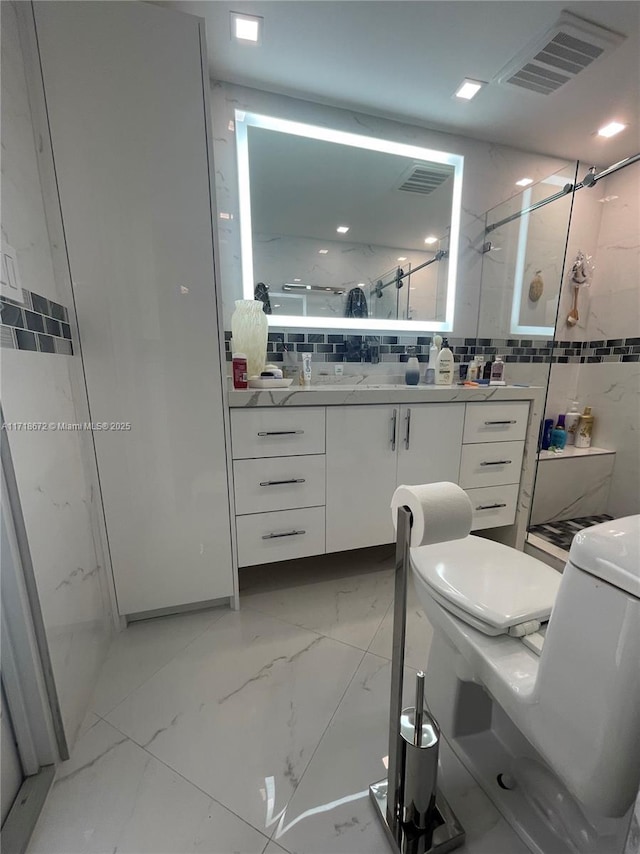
(564, 400, 581, 445)
(551, 414, 567, 450)
(575, 406, 594, 448)
(490, 355, 505, 385)
(436, 338, 454, 385)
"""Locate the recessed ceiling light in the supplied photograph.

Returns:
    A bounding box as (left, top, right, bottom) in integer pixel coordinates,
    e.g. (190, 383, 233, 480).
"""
(454, 78, 485, 100)
(516, 177, 533, 187)
(397, 256, 407, 261)
(424, 236, 438, 245)
(230, 12, 263, 44)
(598, 121, 626, 138)
(336, 225, 350, 234)
(294, 278, 301, 282)
(318, 249, 329, 254)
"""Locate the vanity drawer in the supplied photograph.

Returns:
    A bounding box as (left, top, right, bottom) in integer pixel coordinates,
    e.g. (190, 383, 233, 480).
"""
(467, 484, 519, 530)
(463, 402, 529, 444)
(459, 441, 524, 489)
(230, 408, 325, 459)
(233, 455, 326, 515)
(236, 507, 325, 567)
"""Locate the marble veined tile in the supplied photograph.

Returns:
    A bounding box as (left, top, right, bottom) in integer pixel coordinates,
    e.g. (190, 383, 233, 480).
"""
(90, 606, 227, 717)
(367, 572, 434, 671)
(106, 608, 364, 832)
(241, 557, 394, 651)
(27, 716, 269, 854)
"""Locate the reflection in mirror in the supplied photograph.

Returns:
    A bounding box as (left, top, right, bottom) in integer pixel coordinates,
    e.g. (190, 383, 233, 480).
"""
(236, 112, 463, 331)
(477, 162, 577, 339)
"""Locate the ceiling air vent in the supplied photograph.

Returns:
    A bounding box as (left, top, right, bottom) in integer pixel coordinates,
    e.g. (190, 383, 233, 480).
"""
(398, 163, 452, 195)
(495, 10, 625, 95)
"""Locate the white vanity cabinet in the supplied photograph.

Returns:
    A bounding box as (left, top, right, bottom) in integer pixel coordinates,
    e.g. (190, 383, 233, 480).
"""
(326, 403, 465, 553)
(229, 393, 536, 567)
(325, 405, 398, 552)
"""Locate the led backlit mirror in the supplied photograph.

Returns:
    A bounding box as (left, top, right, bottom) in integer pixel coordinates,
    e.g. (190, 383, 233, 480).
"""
(236, 111, 464, 332)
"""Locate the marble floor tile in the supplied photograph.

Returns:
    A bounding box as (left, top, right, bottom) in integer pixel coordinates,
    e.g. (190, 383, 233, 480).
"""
(241, 559, 394, 652)
(367, 573, 434, 671)
(106, 608, 365, 832)
(90, 606, 227, 717)
(28, 716, 269, 854)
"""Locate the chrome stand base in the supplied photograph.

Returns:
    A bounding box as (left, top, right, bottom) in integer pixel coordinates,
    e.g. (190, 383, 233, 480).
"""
(369, 779, 466, 854)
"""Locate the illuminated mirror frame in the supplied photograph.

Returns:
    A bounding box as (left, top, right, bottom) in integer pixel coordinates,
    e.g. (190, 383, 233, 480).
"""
(509, 173, 571, 337)
(235, 110, 464, 332)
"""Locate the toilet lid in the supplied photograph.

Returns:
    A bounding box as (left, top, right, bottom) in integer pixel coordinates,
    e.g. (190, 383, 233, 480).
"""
(410, 535, 561, 632)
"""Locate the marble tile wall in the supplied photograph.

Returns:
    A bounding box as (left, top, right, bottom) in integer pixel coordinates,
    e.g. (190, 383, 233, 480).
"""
(545, 164, 639, 519)
(1, 4, 113, 746)
(210, 81, 570, 336)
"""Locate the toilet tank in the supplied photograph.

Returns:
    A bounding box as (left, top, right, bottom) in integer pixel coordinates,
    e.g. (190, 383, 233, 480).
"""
(532, 515, 640, 817)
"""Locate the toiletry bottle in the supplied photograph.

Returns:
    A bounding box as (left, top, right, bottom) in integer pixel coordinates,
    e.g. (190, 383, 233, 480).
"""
(405, 354, 420, 386)
(541, 418, 554, 450)
(436, 338, 454, 385)
(482, 357, 492, 380)
(476, 355, 485, 382)
(490, 355, 505, 385)
(467, 356, 479, 381)
(564, 400, 580, 445)
(425, 336, 441, 385)
(232, 352, 248, 389)
(575, 406, 594, 448)
(551, 414, 567, 450)
(301, 352, 312, 387)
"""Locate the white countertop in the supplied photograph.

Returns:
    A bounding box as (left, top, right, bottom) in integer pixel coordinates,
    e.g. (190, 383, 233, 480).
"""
(227, 383, 543, 407)
(537, 445, 615, 461)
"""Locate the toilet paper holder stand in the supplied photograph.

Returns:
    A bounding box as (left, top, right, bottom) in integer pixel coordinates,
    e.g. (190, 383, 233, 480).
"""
(369, 505, 466, 854)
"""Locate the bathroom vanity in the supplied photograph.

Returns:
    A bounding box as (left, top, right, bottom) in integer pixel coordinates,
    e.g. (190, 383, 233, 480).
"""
(228, 385, 542, 568)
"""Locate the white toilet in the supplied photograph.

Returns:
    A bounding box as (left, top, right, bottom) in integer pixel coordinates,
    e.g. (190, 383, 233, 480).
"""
(410, 515, 640, 854)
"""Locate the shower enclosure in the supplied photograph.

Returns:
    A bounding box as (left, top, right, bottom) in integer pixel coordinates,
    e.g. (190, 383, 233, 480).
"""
(476, 154, 640, 565)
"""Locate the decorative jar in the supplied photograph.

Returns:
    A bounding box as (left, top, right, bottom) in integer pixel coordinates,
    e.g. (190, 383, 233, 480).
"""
(231, 299, 268, 379)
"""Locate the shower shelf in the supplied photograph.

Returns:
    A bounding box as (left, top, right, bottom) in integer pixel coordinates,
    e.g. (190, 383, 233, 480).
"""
(537, 446, 614, 461)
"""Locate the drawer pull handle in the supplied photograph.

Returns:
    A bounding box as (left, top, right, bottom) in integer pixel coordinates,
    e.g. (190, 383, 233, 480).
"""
(259, 478, 306, 487)
(404, 408, 412, 450)
(262, 529, 306, 540)
(480, 460, 512, 466)
(476, 503, 507, 511)
(257, 430, 304, 436)
(484, 420, 516, 425)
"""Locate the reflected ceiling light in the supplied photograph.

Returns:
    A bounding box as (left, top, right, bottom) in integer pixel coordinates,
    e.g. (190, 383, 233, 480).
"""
(293, 278, 301, 282)
(598, 121, 626, 138)
(397, 256, 407, 261)
(454, 78, 485, 100)
(336, 225, 350, 234)
(598, 194, 619, 203)
(318, 249, 329, 254)
(515, 177, 533, 187)
(424, 236, 438, 245)
(230, 12, 263, 44)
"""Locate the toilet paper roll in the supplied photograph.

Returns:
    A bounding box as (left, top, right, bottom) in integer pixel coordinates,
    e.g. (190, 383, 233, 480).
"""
(391, 482, 473, 548)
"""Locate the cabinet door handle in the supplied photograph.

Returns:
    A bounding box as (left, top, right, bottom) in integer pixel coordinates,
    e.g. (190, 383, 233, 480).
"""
(257, 430, 304, 436)
(404, 408, 412, 450)
(262, 529, 306, 540)
(259, 478, 306, 487)
(484, 420, 516, 425)
(390, 409, 397, 451)
(476, 503, 507, 510)
(480, 460, 512, 466)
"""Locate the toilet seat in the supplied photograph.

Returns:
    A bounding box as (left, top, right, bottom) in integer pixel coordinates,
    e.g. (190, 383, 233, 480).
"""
(410, 535, 561, 636)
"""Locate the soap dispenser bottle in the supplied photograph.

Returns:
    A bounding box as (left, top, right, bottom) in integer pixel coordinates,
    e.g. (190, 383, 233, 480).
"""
(436, 338, 454, 385)
(551, 414, 567, 450)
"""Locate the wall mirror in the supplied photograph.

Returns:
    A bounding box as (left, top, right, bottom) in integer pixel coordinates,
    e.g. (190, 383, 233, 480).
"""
(236, 111, 464, 332)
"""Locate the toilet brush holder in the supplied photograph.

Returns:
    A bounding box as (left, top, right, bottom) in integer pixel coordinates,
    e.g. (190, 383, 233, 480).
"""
(369, 506, 465, 854)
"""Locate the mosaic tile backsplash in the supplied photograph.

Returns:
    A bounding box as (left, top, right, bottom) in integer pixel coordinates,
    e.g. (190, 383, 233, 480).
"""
(224, 331, 640, 365)
(1, 289, 73, 355)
